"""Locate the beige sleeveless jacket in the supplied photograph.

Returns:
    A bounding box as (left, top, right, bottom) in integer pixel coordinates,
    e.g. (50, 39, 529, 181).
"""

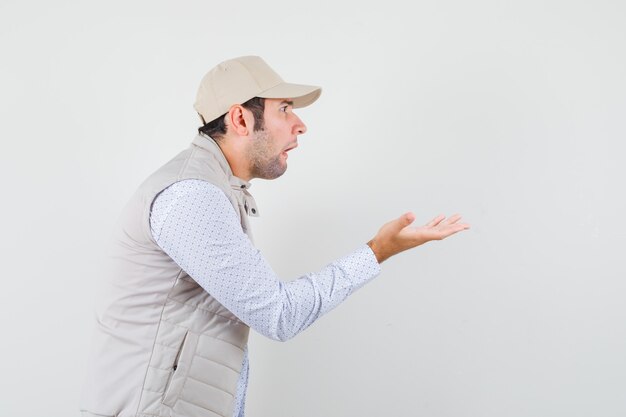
(81, 134, 258, 417)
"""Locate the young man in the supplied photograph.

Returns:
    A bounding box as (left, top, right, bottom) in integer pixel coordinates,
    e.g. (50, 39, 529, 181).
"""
(80, 56, 469, 417)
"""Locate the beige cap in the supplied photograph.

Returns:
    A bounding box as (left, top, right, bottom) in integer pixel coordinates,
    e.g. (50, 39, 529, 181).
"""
(194, 56, 322, 124)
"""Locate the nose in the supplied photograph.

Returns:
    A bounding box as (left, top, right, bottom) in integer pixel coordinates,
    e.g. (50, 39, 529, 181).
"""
(293, 114, 307, 135)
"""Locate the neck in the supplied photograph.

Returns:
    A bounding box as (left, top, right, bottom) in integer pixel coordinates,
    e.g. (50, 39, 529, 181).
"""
(212, 134, 253, 181)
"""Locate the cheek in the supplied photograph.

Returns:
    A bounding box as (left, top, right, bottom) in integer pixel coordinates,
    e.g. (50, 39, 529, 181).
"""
(267, 112, 291, 130)
(265, 123, 290, 143)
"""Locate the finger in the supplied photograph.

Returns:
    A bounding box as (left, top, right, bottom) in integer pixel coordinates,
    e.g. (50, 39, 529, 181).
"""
(391, 212, 416, 233)
(444, 214, 463, 225)
(441, 223, 471, 236)
(425, 214, 445, 228)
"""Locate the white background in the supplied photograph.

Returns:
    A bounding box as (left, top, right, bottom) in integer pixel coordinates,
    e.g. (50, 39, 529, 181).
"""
(1, 1, 625, 416)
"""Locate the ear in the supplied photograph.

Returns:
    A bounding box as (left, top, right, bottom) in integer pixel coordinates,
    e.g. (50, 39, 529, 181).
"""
(225, 105, 253, 136)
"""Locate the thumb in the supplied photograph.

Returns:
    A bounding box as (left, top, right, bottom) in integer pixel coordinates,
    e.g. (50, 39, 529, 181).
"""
(390, 212, 415, 233)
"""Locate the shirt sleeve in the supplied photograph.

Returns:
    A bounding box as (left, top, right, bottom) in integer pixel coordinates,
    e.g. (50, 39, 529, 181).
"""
(150, 179, 381, 342)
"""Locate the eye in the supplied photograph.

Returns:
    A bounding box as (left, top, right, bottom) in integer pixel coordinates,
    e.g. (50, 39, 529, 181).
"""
(280, 105, 289, 113)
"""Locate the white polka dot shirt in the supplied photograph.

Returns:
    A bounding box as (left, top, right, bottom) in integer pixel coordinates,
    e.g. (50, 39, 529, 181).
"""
(150, 179, 381, 417)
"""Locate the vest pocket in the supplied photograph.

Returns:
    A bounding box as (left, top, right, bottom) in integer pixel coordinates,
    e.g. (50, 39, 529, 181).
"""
(162, 330, 199, 407)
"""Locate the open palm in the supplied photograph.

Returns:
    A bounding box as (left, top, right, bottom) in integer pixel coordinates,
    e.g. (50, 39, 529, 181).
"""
(368, 212, 470, 263)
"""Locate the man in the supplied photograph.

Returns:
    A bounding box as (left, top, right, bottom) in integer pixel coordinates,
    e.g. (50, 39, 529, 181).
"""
(80, 56, 469, 417)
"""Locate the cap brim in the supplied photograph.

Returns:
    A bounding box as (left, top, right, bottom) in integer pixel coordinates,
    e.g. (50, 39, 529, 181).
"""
(257, 83, 322, 108)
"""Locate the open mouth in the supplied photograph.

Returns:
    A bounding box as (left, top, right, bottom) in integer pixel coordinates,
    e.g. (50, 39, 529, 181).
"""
(282, 143, 298, 158)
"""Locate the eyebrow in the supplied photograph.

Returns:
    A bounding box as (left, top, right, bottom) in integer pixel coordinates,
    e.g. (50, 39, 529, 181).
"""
(280, 100, 294, 106)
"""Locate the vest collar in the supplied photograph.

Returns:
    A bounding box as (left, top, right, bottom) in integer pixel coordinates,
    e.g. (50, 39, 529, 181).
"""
(192, 133, 260, 217)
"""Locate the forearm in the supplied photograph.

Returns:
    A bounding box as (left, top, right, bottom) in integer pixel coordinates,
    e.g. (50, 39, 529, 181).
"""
(267, 244, 380, 340)
(160, 234, 379, 341)
(150, 179, 381, 341)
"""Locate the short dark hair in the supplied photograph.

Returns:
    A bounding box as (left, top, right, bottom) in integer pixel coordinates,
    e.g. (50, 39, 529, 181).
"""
(198, 97, 265, 141)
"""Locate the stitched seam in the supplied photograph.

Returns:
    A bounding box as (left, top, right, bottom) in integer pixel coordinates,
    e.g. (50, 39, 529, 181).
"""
(134, 269, 186, 416)
(137, 413, 177, 417)
(176, 397, 226, 417)
(192, 354, 241, 374)
(148, 351, 240, 374)
(141, 387, 165, 394)
(78, 410, 116, 417)
(176, 334, 199, 412)
(158, 319, 245, 351)
(180, 374, 235, 397)
(154, 342, 179, 350)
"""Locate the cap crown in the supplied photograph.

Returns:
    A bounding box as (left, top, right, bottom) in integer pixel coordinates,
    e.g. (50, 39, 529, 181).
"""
(194, 56, 321, 124)
(195, 56, 282, 124)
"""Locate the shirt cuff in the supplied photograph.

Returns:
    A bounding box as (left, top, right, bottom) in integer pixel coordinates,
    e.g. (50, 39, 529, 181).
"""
(336, 244, 382, 292)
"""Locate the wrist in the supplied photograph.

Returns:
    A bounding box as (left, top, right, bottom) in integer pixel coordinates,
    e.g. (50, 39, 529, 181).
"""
(367, 239, 387, 263)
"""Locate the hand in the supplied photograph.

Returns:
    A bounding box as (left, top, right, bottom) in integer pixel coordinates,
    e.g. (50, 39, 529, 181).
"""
(367, 212, 470, 263)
